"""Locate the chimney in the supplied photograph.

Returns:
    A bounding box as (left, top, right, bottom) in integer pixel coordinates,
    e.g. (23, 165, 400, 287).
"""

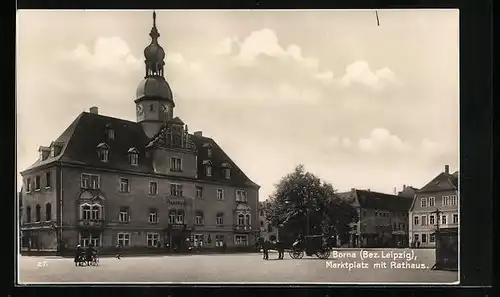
(367, 189, 370, 192)
(403, 184, 406, 190)
(351, 188, 355, 192)
(444, 165, 449, 174)
(393, 187, 397, 195)
(89, 106, 98, 114)
(193, 131, 203, 137)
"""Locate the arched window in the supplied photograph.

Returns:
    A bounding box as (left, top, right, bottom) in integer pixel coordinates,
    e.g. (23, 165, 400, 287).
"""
(26, 206, 32, 223)
(237, 214, 245, 226)
(245, 214, 251, 226)
(35, 204, 41, 222)
(81, 204, 91, 220)
(202, 160, 212, 177)
(128, 148, 139, 166)
(45, 203, 52, 221)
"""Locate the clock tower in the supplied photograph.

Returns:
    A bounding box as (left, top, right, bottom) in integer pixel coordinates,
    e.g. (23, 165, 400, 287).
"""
(135, 11, 175, 138)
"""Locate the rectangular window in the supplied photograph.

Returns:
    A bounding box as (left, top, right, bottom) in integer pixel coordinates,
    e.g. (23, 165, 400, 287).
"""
(215, 235, 225, 247)
(82, 205, 91, 220)
(26, 178, 32, 192)
(90, 175, 99, 189)
(430, 233, 435, 243)
(196, 186, 203, 199)
(119, 207, 130, 223)
(452, 214, 459, 224)
(205, 165, 212, 177)
(168, 211, 176, 224)
(99, 148, 109, 162)
(422, 233, 427, 243)
(34, 175, 41, 191)
(235, 235, 248, 246)
(149, 181, 158, 195)
(420, 198, 427, 207)
(450, 195, 458, 206)
(195, 213, 204, 225)
(216, 189, 224, 200)
(428, 197, 435, 207)
(207, 148, 212, 157)
(413, 216, 419, 225)
(170, 184, 183, 197)
(147, 233, 159, 247)
(81, 174, 100, 189)
(149, 209, 158, 224)
(442, 196, 450, 206)
(414, 233, 419, 242)
(216, 214, 224, 225)
(45, 172, 52, 188)
(421, 215, 427, 226)
(429, 215, 435, 225)
(176, 212, 184, 224)
(119, 178, 130, 193)
(170, 157, 183, 172)
(117, 233, 131, 247)
(441, 215, 447, 225)
(236, 190, 247, 202)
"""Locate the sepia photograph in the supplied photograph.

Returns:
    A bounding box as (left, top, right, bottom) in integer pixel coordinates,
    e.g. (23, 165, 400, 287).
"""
(16, 9, 459, 284)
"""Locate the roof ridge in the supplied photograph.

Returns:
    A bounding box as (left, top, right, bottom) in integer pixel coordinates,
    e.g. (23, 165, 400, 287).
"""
(83, 111, 137, 124)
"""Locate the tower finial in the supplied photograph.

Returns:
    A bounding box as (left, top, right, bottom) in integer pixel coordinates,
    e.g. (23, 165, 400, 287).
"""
(153, 10, 156, 27)
(149, 10, 160, 42)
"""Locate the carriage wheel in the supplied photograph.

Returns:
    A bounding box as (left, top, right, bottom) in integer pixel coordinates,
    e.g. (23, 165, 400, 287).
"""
(289, 250, 304, 259)
(315, 249, 331, 259)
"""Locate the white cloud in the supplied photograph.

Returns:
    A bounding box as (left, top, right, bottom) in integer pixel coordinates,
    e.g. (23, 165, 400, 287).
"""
(167, 52, 185, 64)
(214, 36, 238, 55)
(358, 128, 409, 153)
(58, 36, 142, 74)
(315, 70, 334, 84)
(342, 138, 352, 148)
(340, 60, 396, 90)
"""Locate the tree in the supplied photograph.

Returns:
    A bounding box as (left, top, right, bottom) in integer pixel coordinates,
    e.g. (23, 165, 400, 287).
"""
(264, 165, 358, 244)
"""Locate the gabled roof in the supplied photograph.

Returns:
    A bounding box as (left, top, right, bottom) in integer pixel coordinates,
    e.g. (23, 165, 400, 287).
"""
(417, 171, 459, 193)
(21, 111, 259, 189)
(339, 189, 413, 211)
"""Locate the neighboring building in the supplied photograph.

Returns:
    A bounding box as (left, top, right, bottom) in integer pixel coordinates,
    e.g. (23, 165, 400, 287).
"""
(18, 189, 23, 250)
(258, 201, 278, 241)
(19, 12, 259, 253)
(397, 185, 419, 198)
(338, 189, 413, 248)
(409, 165, 459, 248)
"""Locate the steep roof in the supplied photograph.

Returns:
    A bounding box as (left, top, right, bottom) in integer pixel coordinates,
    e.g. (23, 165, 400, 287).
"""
(21, 112, 259, 189)
(339, 189, 413, 211)
(417, 171, 459, 193)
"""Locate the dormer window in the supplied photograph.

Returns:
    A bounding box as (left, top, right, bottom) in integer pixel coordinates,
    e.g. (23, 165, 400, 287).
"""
(221, 163, 231, 179)
(38, 146, 50, 161)
(202, 143, 213, 157)
(97, 143, 109, 162)
(105, 124, 115, 140)
(128, 148, 139, 166)
(202, 160, 212, 177)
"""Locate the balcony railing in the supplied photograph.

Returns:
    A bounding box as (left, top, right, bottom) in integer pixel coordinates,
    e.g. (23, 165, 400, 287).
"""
(233, 224, 252, 232)
(77, 219, 105, 229)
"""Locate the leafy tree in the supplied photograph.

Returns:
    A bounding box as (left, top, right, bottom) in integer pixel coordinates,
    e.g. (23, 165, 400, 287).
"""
(264, 165, 358, 244)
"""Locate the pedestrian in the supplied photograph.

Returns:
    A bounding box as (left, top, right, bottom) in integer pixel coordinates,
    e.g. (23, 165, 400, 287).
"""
(263, 239, 270, 260)
(74, 244, 83, 266)
(277, 240, 285, 260)
(115, 242, 122, 259)
(417, 241, 421, 248)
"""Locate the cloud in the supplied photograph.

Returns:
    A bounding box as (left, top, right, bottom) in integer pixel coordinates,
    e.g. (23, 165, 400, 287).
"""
(214, 36, 238, 55)
(235, 28, 318, 70)
(358, 128, 409, 153)
(340, 60, 397, 90)
(58, 36, 142, 74)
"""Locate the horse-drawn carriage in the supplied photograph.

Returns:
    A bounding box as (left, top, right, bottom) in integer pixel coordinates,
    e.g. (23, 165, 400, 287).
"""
(289, 235, 331, 260)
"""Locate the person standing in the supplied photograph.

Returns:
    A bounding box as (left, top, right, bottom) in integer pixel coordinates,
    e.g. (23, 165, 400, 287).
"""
(74, 244, 83, 266)
(276, 240, 285, 260)
(115, 242, 122, 259)
(262, 239, 270, 260)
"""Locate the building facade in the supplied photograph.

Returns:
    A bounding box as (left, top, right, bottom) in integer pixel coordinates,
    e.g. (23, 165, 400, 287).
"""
(408, 165, 459, 248)
(338, 189, 413, 248)
(19, 13, 260, 253)
(258, 201, 278, 241)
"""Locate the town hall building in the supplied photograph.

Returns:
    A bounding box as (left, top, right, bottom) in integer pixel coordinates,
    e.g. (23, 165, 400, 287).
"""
(19, 12, 260, 254)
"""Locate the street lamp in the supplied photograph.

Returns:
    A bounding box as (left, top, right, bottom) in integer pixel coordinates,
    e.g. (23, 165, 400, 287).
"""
(432, 208, 443, 232)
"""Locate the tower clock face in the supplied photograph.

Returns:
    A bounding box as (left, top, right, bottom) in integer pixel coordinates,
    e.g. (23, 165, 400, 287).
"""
(160, 103, 169, 114)
(137, 104, 144, 116)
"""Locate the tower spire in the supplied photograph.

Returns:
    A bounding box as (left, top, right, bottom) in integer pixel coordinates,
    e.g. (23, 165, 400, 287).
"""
(149, 10, 160, 43)
(143, 10, 165, 78)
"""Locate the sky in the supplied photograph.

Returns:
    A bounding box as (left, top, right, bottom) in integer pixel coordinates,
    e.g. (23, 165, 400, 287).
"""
(16, 10, 459, 200)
